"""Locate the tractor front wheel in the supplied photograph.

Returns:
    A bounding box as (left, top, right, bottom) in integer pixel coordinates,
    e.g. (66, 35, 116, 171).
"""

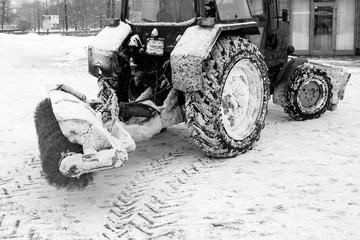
(283, 64, 332, 120)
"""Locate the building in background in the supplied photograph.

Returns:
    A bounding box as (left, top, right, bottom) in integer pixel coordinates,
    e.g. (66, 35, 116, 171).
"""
(279, 0, 359, 56)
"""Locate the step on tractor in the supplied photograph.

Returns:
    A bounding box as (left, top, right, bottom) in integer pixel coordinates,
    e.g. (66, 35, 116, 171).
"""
(34, 0, 350, 189)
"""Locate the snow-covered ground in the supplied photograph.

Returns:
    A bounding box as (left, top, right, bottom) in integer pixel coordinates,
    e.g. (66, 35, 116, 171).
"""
(0, 33, 359, 239)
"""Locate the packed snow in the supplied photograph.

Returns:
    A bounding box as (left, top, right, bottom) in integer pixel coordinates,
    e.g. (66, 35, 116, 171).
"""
(0, 33, 360, 239)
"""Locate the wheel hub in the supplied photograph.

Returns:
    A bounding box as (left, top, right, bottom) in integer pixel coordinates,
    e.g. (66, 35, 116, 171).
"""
(221, 59, 264, 141)
(299, 81, 321, 108)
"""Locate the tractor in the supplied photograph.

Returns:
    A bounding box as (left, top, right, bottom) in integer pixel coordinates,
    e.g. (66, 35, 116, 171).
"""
(34, 0, 350, 189)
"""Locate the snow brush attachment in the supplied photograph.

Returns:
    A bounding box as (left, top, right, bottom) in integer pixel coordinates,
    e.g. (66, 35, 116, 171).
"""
(34, 85, 135, 190)
(34, 98, 94, 190)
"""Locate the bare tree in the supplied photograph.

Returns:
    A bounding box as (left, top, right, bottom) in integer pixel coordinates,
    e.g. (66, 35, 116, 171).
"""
(0, 0, 11, 29)
(67, 0, 109, 30)
(106, 0, 115, 19)
(15, 0, 36, 31)
(14, 0, 120, 31)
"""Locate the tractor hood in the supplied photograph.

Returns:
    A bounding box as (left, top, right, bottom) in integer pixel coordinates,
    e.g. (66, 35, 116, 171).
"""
(88, 21, 132, 78)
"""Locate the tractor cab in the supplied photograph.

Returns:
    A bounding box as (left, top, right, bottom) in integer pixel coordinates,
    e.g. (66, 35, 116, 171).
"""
(117, 0, 268, 54)
(124, 0, 196, 23)
(120, 0, 262, 25)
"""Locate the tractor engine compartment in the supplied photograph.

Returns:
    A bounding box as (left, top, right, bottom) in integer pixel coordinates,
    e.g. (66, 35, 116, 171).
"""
(88, 23, 181, 120)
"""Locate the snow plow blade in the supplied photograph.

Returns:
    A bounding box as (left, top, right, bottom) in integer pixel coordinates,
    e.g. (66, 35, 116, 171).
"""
(45, 84, 135, 178)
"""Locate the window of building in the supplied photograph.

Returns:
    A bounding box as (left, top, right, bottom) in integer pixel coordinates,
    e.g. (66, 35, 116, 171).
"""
(291, 0, 355, 55)
(313, 0, 335, 2)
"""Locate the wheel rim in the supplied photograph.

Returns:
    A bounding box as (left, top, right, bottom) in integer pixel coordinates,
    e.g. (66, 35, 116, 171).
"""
(299, 81, 321, 108)
(221, 59, 264, 141)
(297, 79, 327, 113)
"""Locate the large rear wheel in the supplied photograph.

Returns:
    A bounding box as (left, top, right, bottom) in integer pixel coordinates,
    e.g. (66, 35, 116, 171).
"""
(34, 98, 94, 189)
(185, 36, 270, 158)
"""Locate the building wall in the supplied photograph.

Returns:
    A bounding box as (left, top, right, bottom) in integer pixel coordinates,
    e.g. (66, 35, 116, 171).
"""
(288, 0, 358, 55)
(278, 0, 290, 13)
(356, 0, 360, 55)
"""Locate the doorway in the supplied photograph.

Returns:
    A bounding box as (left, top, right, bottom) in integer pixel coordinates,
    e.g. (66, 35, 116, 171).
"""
(310, 0, 337, 55)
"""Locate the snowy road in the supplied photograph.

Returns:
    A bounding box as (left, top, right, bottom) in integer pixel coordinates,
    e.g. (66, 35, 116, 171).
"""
(0, 34, 360, 239)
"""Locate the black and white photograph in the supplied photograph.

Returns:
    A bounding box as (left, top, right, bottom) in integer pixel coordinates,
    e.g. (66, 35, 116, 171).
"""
(1, 0, 360, 239)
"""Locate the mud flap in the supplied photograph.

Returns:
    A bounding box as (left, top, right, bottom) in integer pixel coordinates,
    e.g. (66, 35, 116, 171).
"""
(88, 22, 132, 77)
(170, 25, 222, 92)
(171, 22, 258, 93)
(46, 85, 134, 177)
(273, 58, 308, 107)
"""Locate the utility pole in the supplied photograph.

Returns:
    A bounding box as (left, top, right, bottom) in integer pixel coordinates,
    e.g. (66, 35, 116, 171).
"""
(106, 0, 110, 19)
(64, 0, 68, 31)
(45, 0, 48, 15)
(36, 0, 40, 33)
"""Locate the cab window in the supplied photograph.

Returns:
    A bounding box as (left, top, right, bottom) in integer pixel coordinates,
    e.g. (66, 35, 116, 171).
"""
(248, 0, 264, 16)
(215, 0, 252, 21)
(127, 0, 196, 23)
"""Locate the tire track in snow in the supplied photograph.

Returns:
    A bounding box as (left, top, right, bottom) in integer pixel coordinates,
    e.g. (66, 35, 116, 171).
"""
(0, 158, 46, 239)
(102, 152, 238, 240)
(0, 157, 99, 239)
(103, 152, 189, 239)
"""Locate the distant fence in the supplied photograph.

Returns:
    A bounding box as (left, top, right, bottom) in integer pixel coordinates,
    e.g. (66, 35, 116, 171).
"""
(63, 30, 100, 36)
(0, 29, 101, 36)
(0, 29, 20, 34)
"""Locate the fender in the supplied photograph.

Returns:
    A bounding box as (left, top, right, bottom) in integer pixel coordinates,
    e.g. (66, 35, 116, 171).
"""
(273, 57, 308, 106)
(88, 21, 132, 78)
(170, 25, 222, 92)
(171, 22, 259, 92)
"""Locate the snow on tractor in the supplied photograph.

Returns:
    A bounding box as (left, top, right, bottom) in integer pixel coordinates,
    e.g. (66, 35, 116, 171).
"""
(34, 0, 350, 189)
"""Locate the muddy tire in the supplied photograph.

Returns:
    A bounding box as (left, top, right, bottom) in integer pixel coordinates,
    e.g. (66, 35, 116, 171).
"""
(185, 36, 270, 158)
(284, 64, 332, 120)
(34, 98, 94, 189)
